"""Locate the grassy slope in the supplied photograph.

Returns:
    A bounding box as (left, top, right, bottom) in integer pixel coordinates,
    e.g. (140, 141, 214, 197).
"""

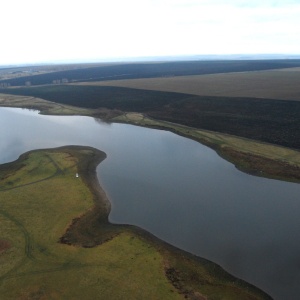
(0, 147, 271, 300)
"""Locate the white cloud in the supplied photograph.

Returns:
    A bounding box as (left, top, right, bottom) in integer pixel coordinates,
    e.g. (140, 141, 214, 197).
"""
(0, 0, 299, 64)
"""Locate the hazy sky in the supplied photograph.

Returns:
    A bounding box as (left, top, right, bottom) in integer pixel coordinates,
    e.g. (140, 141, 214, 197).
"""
(1, 0, 300, 65)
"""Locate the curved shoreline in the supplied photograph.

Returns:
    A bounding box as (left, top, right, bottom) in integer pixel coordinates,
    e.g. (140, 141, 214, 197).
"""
(112, 112, 300, 184)
(0, 146, 273, 299)
(55, 146, 273, 300)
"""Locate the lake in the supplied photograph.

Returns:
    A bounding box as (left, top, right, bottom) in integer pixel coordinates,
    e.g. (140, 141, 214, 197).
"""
(1, 107, 299, 300)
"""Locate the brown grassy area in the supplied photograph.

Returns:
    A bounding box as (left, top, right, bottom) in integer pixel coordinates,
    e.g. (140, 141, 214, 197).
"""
(79, 67, 300, 101)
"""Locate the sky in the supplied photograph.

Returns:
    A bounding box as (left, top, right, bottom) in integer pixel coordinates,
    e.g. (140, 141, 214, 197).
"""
(1, 0, 300, 65)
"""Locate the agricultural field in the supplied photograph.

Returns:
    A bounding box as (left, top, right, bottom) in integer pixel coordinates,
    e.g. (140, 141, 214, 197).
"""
(0, 62, 116, 82)
(85, 67, 300, 101)
(0, 146, 271, 300)
(1, 59, 300, 86)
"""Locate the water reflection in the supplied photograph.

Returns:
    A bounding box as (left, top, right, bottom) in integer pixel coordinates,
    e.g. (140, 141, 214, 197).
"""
(1, 107, 300, 300)
(93, 117, 112, 126)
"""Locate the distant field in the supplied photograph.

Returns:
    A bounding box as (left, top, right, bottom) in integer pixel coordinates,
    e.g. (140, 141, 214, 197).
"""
(0, 62, 119, 82)
(81, 67, 300, 101)
(1, 60, 299, 149)
(1, 59, 300, 86)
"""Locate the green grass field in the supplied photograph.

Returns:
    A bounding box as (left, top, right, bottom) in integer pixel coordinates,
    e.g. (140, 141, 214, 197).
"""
(0, 146, 271, 300)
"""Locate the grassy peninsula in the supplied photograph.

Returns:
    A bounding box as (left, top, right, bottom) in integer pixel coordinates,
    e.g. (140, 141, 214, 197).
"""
(0, 146, 272, 299)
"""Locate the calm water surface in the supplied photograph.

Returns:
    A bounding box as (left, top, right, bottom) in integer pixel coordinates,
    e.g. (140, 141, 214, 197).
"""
(1, 107, 300, 300)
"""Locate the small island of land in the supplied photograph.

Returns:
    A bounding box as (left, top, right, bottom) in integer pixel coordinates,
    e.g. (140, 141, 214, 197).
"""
(0, 146, 272, 299)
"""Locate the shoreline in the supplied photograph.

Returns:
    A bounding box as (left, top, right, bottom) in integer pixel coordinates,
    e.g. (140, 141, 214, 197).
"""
(52, 146, 274, 300)
(113, 112, 300, 184)
(0, 146, 273, 299)
(0, 95, 299, 184)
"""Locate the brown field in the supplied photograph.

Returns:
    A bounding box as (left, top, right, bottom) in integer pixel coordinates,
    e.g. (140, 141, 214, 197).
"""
(76, 67, 300, 101)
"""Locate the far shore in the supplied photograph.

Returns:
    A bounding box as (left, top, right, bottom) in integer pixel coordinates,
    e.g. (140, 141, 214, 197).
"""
(1, 93, 299, 184)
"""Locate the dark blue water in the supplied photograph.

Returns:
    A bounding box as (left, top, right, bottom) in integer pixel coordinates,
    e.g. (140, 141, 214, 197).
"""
(1, 107, 299, 299)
